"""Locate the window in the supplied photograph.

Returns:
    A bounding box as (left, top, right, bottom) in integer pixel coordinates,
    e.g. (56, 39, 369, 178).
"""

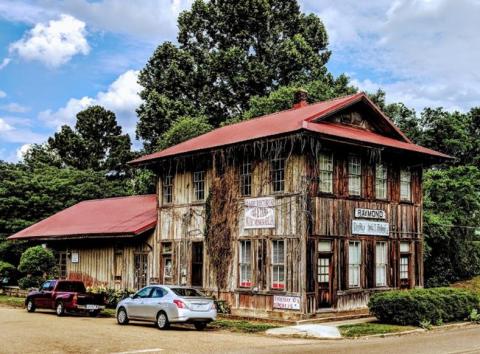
(240, 159, 252, 196)
(318, 257, 330, 283)
(151, 287, 167, 298)
(239, 241, 252, 287)
(162, 243, 173, 284)
(400, 170, 411, 201)
(271, 157, 285, 193)
(348, 155, 362, 196)
(375, 242, 388, 287)
(319, 152, 333, 193)
(375, 164, 388, 200)
(400, 242, 410, 253)
(348, 241, 361, 287)
(400, 256, 409, 280)
(41, 281, 56, 291)
(134, 287, 152, 299)
(162, 175, 173, 204)
(114, 245, 124, 281)
(193, 171, 205, 201)
(318, 240, 332, 253)
(272, 240, 285, 290)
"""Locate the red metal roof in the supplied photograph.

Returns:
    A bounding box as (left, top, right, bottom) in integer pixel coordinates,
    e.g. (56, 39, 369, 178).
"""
(130, 92, 449, 164)
(8, 195, 157, 240)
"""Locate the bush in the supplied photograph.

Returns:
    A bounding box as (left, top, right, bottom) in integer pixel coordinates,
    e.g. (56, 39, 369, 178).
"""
(87, 286, 134, 308)
(0, 261, 16, 277)
(369, 288, 480, 326)
(18, 246, 56, 276)
(18, 275, 45, 289)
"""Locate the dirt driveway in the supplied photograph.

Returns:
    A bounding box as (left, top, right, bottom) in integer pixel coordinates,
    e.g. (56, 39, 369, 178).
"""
(2, 306, 480, 354)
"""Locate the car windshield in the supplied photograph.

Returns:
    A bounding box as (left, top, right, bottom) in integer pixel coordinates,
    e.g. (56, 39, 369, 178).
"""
(170, 288, 205, 297)
(56, 282, 86, 293)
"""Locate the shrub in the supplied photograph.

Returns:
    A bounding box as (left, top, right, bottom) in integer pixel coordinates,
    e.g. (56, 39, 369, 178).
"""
(368, 288, 480, 326)
(87, 286, 134, 308)
(0, 261, 15, 277)
(18, 246, 56, 277)
(18, 275, 45, 289)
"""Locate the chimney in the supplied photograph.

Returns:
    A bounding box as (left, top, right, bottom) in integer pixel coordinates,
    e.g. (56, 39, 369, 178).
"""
(293, 89, 308, 109)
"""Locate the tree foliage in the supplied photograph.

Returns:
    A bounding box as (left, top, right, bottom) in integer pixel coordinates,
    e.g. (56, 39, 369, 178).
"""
(137, 0, 333, 151)
(48, 105, 133, 171)
(18, 246, 56, 276)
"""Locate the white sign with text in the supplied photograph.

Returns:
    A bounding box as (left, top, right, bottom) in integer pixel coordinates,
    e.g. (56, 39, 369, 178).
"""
(244, 197, 275, 229)
(273, 295, 301, 310)
(354, 208, 386, 220)
(352, 220, 389, 236)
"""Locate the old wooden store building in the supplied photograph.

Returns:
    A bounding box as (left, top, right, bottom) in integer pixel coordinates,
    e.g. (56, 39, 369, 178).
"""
(9, 92, 449, 320)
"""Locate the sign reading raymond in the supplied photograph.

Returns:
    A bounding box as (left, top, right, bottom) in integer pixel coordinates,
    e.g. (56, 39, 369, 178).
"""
(244, 197, 275, 229)
(354, 208, 386, 220)
(273, 295, 301, 310)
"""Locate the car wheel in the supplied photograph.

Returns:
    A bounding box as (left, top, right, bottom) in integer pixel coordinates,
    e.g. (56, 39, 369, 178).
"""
(194, 322, 207, 331)
(156, 311, 170, 330)
(117, 307, 129, 325)
(88, 310, 100, 317)
(55, 302, 65, 316)
(26, 299, 35, 313)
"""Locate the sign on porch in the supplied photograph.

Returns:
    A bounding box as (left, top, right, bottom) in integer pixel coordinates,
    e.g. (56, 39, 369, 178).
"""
(354, 208, 386, 220)
(352, 220, 389, 236)
(273, 295, 301, 310)
(244, 197, 275, 229)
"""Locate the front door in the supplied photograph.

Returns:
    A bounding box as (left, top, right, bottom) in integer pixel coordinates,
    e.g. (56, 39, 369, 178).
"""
(134, 253, 148, 289)
(191, 242, 203, 287)
(317, 255, 332, 307)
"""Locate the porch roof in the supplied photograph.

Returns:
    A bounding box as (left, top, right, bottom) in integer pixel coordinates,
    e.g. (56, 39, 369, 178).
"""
(8, 194, 157, 241)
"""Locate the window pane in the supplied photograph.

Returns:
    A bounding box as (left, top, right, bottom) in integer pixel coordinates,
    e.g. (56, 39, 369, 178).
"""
(163, 175, 173, 204)
(400, 170, 411, 201)
(348, 156, 362, 196)
(193, 171, 205, 201)
(348, 241, 361, 287)
(400, 256, 409, 279)
(375, 164, 387, 199)
(375, 242, 387, 286)
(318, 240, 332, 252)
(271, 157, 285, 193)
(240, 159, 252, 196)
(400, 242, 410, 253)
(319, 153, 333, 193)
(272, 240, 285, 289)
(239, 241, 252, 287)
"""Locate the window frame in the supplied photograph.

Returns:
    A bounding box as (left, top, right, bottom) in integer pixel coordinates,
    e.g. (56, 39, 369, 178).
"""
(271, 157, 285, 193)
(348, 241, 361, 288)
(240, 159, 252, 197)
(239, 240, 253, 288)
(375, 163, 388, 200)
(162, 174, 173, 205)
(193, 170, 205, 201)
(400, 256, 409, 280)
(400, 169, 412, 202)
(318, 152, 334, 194)
(348, 155, 362, 197)
(375, 241, 388, 287)
(271, 240, 286, 290)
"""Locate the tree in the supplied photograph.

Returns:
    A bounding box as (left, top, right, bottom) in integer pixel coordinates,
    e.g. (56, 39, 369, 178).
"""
(137, 0, 333, 151)
(48, 105, 133, 171)
(18, 246, 56, 276)
(157, 116, 213, 150)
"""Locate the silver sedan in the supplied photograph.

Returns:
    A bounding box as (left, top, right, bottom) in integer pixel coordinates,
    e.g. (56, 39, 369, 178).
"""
(116, 285, 217, 330)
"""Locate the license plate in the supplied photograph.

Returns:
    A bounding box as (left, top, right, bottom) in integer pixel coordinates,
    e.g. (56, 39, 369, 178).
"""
(191, 304, 209, 311)
(86, 304, 98, 310)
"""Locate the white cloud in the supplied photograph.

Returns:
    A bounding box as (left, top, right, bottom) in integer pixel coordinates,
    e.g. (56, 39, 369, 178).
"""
(16, 143, 32, 161)
(9, 14, 90, 68)
(0, 90, 5, 98)
(302, 0, 480, 112)
(0, 118, 13, 132)
(0, 103, 30, 113)
(0, 58, 10, 70)
(39, 70, 142, 136)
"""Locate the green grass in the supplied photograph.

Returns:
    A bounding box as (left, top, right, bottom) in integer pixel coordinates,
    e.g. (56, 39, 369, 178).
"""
(338, 322, 417, 338)
(0, 295, 25, 308)
(210, 319, 280, 333)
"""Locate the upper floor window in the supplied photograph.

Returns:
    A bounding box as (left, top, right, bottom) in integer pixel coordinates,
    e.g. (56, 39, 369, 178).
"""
(271, 240, 285, 290)
(375, 164, 388, 200)
(240, 159, 252, 196)
(239, 240, 252, 287)
(400, 170, 411, 201)
(319, 152, 333, 193)
(162, 175, 173, 204)
(348, 241, 361, 288)
(348, 155, 362, 196)
(193, 171, 205, 201)
(271, 157, 285, 193)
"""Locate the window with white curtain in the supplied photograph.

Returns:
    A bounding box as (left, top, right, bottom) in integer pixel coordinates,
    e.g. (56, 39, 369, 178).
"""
(375, 242, 387, 286)
(239, 241, 252, 287)
(348, 241, 361, 287)
(400, 170, 412, 201)
(348, 155, 362, 196)
(271, 240, 285, 290)
(375, 164, 387, 200)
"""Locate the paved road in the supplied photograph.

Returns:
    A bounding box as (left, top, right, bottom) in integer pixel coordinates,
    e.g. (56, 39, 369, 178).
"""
(1, 306, 480, 354)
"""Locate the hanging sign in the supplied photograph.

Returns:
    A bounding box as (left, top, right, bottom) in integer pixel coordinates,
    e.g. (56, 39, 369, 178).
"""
(354, 208, 386, 220)
(352, 220, 389, 236)
(71, 252, 79, 263)
(244, 197, 275, 229)
(273, 295, 301, 310)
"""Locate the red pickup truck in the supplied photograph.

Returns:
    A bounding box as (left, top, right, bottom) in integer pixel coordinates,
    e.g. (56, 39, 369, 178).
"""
(25, 280, 105, 317)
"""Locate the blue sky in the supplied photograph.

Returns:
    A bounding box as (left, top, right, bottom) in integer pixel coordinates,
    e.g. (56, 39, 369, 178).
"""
(1, 0, 479, 162)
